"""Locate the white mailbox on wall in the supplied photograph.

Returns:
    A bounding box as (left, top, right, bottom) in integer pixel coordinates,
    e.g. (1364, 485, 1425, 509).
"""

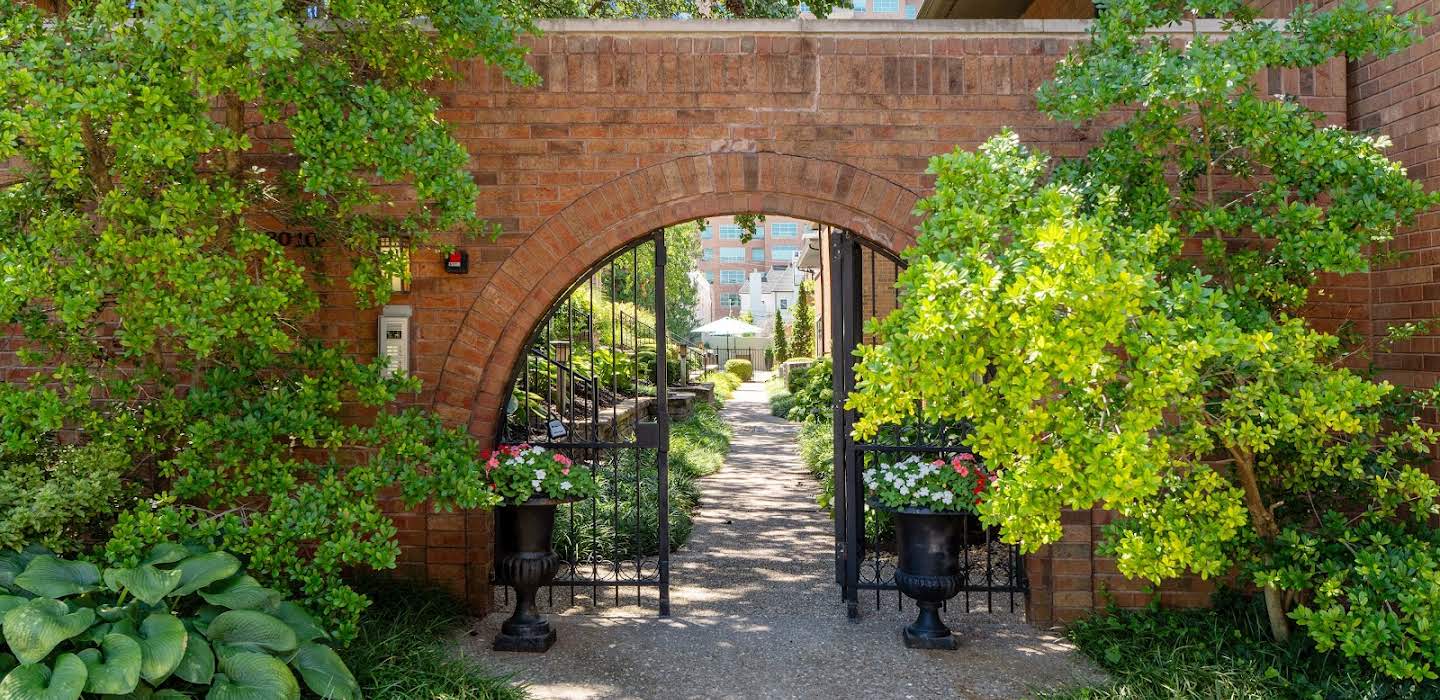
(378, 305, 412, 377)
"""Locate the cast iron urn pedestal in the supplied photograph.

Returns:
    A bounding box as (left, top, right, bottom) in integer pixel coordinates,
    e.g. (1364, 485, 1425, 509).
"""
(493, 497, 567, 653)
(888, 506, 984, 650)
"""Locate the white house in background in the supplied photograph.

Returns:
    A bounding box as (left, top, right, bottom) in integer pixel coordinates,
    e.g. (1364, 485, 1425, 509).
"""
(688, 269, 713, 327)
(739, 257, 802, 331)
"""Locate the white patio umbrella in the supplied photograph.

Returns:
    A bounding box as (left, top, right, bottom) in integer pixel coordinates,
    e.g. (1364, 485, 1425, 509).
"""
(691, 317, 764, 369)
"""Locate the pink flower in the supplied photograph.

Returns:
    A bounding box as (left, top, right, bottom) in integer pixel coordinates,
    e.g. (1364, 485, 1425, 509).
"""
(954, 464, 970, 477)
(932, 459, 945, 468)
(486, 456, 499, 472)
(958, 453, 975, 462)
(562, 466, 571, 476)
(554, 453, 572, 467)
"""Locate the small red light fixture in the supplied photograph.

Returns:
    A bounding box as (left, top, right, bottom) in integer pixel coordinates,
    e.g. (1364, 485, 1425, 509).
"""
(445, 249, 469, 274)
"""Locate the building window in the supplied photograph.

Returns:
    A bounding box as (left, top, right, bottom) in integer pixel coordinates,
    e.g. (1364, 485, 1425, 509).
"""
(874, 0, 897, 11)
(719, 224, 743, 240)
(702, 249, 714, 261)
(772, 246, 798, 261)
(721, 293, 741, 308)
(704, 271, 716, 282)
(905, 3, 918, 18)
(852, 0, 865, 10)
(701, 226, 713, 239)
(719, 247, 744, 261)
(779, 298, 790, 310)
(720, 270, 746, 284)
(798, 2, 810, 13)
(751, 248, 765, 261)
(770, 222, 799, 238)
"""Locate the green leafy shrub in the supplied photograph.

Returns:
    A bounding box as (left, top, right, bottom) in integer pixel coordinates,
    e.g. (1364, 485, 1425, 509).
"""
(798, 419, 835, 511)
(723, 359, 753, 381)
(0, 443, 131, 553)
(1044, 592, 1432, 700)
(0, 546, 357, 699)
(0, 0, 535, 647)
(786, 357, 832, 423)
(699, 371, 741, 402)
(101, 345, 501, 644)
(848, 0, 1440, 676)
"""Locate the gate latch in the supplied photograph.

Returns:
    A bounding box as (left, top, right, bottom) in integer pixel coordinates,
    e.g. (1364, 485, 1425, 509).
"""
(636, 421, 667, 450)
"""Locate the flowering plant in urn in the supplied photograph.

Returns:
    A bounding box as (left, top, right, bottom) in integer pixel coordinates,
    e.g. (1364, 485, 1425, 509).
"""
(864, 453, 993, 514)
(486, 444, 598, 505)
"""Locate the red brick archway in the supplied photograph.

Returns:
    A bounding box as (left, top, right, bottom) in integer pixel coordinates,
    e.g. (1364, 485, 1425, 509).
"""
(429, 151, 923, 444)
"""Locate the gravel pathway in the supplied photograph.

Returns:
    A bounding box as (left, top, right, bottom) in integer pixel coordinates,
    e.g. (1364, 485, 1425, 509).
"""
(462, 379, 1103, 699)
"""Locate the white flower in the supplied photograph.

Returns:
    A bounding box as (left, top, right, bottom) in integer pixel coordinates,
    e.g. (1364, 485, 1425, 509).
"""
(531, 479, 542, 490)
(917, 487, 930, 498)
(561, 480, 572, 491)
(534, 469, 547, 480)
(940, 491, 954, 504)
(898, 485, 909, 496)
(530, 446, 544, 454)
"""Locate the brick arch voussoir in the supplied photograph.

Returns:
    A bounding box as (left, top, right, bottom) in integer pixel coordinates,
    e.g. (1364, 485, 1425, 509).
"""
(434, 152, 923, 444)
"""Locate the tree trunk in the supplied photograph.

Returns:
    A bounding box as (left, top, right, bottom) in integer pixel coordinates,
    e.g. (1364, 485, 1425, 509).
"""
(1229, 446, 1291, 643)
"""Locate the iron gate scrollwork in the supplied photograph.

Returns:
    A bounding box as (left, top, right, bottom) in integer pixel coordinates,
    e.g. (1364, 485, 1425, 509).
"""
(499, 229, 672, 615)
(828, 229, 1028, 619)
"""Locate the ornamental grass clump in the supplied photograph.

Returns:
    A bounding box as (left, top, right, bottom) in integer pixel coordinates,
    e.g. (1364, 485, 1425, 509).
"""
(864, 454, 991, 514)
(485, 445, 599, 505)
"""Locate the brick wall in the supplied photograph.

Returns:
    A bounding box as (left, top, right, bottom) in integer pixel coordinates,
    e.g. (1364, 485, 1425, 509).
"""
(360, 20, 1348, 619)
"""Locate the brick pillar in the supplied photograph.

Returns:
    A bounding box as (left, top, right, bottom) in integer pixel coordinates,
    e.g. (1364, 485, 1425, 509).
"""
(466, 509, 495, 614)
(1051, 508, 1096, 622)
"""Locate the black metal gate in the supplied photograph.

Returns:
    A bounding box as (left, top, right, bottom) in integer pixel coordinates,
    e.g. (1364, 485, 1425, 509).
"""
(828, 229, 1028, 619)
(499, 230, 672, 615)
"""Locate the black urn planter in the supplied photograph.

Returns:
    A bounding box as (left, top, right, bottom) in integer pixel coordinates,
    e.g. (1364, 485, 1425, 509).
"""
(885, 505, 985, 650)
(493, 497, 568, 653)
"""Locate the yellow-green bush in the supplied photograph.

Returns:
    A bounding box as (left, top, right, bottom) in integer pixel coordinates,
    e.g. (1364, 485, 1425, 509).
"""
(723, 359, 753, 381)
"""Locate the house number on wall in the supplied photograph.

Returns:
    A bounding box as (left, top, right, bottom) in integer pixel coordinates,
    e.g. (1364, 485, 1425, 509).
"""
(268, 231, 322, 248)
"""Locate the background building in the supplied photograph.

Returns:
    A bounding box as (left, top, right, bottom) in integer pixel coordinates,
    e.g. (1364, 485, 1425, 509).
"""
(695, 215, 814, 319)
(800, 0, 924, 19)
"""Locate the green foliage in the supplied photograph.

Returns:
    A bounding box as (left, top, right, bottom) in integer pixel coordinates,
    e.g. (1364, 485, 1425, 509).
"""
(699, 371, 741, 401)
(765, 377, 796, 419)
(0, 546, 356, 700)
(789, 280, 816, 359)
(848, 0, 1440, 677)
(1284, 517, 1440, 682)
(594, 224, 702, 338)
(785, 357, 831, 423)
(0, 443, 130, 554)
(0, 0, 537, 645)
(1043, 593, 1435, 700)
(772, 315, 790, 365)
(723, 359, 753, 382)
(344, 578, 525, 700)
(798, 419, 835, 511)
(484, 445, 599, 506)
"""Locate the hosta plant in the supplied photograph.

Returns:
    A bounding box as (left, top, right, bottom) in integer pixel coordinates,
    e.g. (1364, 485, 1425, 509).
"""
(0, 545, 358, 699)
(485, 445, 599, 505)
(863, 454, 991, 514)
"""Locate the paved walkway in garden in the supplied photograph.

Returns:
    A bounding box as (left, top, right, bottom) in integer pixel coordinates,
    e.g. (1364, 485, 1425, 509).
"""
(463, 379, 1102, 699)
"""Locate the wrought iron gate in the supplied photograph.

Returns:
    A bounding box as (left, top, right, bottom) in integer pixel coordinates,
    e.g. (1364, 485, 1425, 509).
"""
(499, 230, 672, 615)
(828, 229, 1028, 619)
